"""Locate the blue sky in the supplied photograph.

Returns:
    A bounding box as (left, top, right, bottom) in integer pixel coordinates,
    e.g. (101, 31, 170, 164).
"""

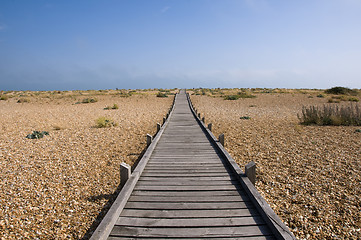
(0, 0, 361, 91)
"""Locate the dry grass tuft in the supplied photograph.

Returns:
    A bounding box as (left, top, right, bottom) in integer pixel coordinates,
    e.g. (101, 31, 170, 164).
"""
(298, 104, 361, 126)
(95, 116, 117, 128)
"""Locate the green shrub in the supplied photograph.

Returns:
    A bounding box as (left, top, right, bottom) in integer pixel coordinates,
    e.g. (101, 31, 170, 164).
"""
(104, 104, 119, 110)
(224, 95, 240, 100)
(240, 116, 251, 120)
(317, 94, 325, 98)
(119, 92, 131, 97)
(95, 117, 117, 128)
(298, 104, 361, 126)
(348, 97, 359, 102)
(237, 92, 256, 98)
(82, 98, 98, 103)
(17, 98, 30, 103)
(0, 95, 8, 100)
(328, 98, 340, 103)
(325, 87, 357, 95)
(156, 92, 168, 98)
(26, 131, 49, 139)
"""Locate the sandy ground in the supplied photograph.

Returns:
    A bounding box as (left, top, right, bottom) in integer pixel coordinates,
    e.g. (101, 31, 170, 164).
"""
(0, 91, 173, 239)
(191, 92, 361, 240)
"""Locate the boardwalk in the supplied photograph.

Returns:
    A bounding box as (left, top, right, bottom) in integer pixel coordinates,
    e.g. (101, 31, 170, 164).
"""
(91, 90, 295, 239)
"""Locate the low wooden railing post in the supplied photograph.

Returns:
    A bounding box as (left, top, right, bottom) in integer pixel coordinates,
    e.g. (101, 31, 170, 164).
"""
(166, 113, 169, 119)
(198, 113, 201, 118)
(201, 117, 205, 123)
(147, 134, 153, 147)
(218, 133, 224, 147)
(120, 162, 131, 188)
(163, 117, 166, 125)
(245, 161, 256, 185)
(208, 123, 212, 131)
(157, 123, 161, 133)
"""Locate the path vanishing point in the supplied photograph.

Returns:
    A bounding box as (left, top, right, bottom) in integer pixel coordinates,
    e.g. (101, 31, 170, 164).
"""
(90, 89, 296, 239)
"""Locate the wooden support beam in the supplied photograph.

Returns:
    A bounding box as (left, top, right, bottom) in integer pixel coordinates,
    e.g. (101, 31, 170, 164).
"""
(218, 133, 224, 147)
(245, 161, 256, 185)
(120, 162, 131, 188)
(208, 123, 212, 131)
(147, 134, 153, 147)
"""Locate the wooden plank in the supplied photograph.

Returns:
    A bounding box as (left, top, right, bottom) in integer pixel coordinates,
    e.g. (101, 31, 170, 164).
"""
(131, 190, 242, 196)
(120, 208, 259, 218)
(124, 201, 253, 210)
(139, 176, 237, 181)
(141, 172, 231, 177)
(108, 236, 275, 240)
(143, 169, 228, 173)
(128, 195, 250, 202)
(109, 225, 272, 238)
(115, 216, 265, 227)
(133, 185, 241, 191)
(136, 180, 239, 186)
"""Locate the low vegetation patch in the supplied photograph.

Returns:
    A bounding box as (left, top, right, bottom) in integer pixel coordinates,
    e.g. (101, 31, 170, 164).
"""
(240, 116, 251, 120)
(26, 131, 49, 139)
(81, 98, 98, 103)
(224, 92, 256, 100)
(0, 95, 8, 100)
(328, 95, 359, 103)
(298, 104, 361, 126)
(325, 86, 358, 95)
(17, 98, 30, 103)
(224, 95, 240, 100)
(156, 92, 168, 98)
(95, 117, 117, 128)
(104, 104, 119, 110)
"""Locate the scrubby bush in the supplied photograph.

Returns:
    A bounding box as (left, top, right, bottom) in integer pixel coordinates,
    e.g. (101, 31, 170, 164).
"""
(317, 94, 325, 98)
(26, 131, 49, 139)
(237, 92, 256, 98)
(348, 97, 359, 102)
(224, 92, 256, 100)
(0, 95, 8, 100)
(104, 104, 119, 110)
(119, 91, 131, 97)
(298, 104, 361, 126)
(325, 87, 357, 95)
(156, 92, 168, 98)
(224, 95, 240, 100)
(82, 98, 98, 103)
(95, 117, 117, 128)
(240, 116, 251, 120)
(17, 98, 30, 103)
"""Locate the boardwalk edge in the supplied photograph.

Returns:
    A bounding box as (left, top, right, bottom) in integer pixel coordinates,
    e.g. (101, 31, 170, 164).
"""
(89, 93, 178, 240)
(186, 91, 296, 240)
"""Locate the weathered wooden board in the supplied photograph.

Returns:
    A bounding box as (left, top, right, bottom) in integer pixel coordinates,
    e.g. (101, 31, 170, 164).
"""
(109, 225, 272, 238)
(120, 208, 260, 218)
(124, 201, 253, 210)
(108, 237, 276, 240)
(115, 216, 265, 227)
(128, 195, 250, 202)
(131, 190, 243, 196)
